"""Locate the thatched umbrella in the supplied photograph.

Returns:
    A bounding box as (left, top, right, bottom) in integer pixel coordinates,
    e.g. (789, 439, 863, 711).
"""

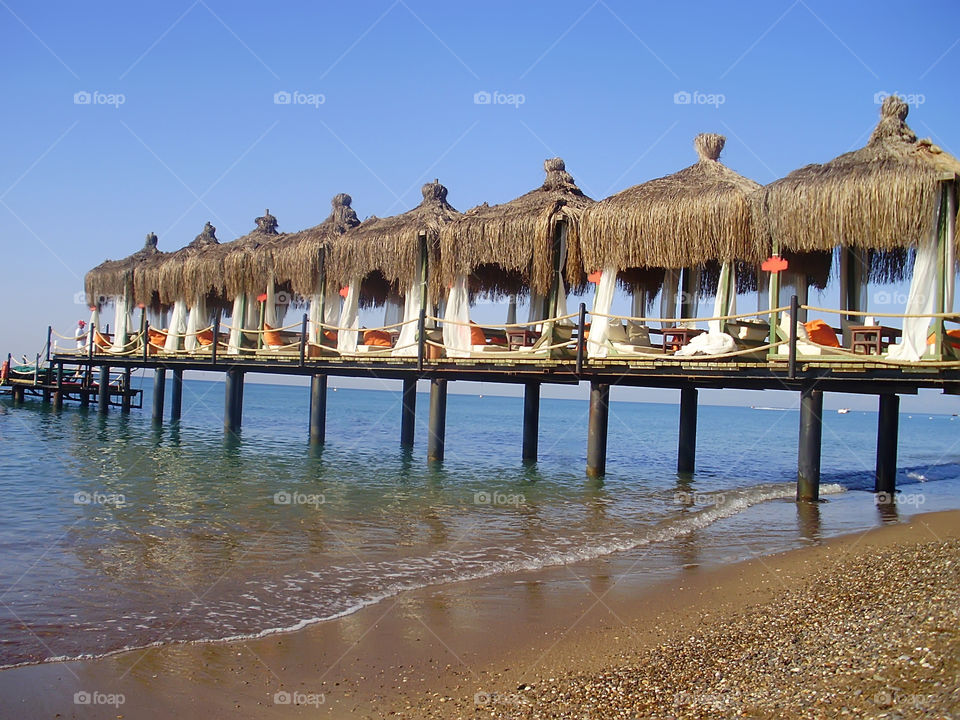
(753, 95, 960, 271)
(440, 158, 593, 298)
(326, 180, 461, 306)
(269, 193, 360, 298)
(142, 221, 221, 307)
(85, 232, 163, 309)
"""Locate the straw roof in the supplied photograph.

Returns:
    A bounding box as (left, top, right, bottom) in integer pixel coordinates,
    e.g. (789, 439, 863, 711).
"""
(441, 158, 593, 297)
(753, 96, 960, 264)
(85, 232, 163, 307)
(326, 181, 461, 300)
(184, 210, 285, 302)
(131, 222, 221, 306)
(580, 134, 763, 277)
(269, 193, 360, 297)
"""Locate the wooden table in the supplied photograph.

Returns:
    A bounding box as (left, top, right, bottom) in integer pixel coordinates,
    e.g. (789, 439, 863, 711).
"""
(661, 327, 705, 351)
(505, 329, 540, 351)
(850, 325, 901, 355)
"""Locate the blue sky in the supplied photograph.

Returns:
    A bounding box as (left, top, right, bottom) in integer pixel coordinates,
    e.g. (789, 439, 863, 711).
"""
(1, 0, 958, 409)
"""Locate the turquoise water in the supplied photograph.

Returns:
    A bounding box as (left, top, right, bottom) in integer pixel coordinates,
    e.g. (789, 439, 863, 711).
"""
(0, 378, 958, 668)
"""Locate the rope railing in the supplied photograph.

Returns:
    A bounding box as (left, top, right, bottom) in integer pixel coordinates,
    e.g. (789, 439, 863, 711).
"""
(428, 312, 580, 329)
(800, 305, 960, 321)
(589, 307, 787, 324)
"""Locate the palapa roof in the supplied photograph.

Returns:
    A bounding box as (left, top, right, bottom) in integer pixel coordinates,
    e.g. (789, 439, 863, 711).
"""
(85, 232, 163, 307)
(184, 210, 284, 302)
(269, 193, 360, 297)
(440, 158, 593, 297)
(580, 134, 763, 278)
(133, 222, 220, 306)
(753, 96, 960, 282)
(326, 181, 461, 299)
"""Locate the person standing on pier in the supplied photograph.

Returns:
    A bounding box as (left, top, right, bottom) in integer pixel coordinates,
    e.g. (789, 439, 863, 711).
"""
(75, 320, 87, 350)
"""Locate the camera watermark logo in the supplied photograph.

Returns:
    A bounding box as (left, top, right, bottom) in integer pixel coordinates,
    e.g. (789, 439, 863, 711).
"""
(875, 491, 925, 507)
(274, 90, 325, 108)
(873, 289, 920, 307)
(874, 90, 925, 108)
(273, 490, 325, 508)
(273, 690, 325, 707)
(674, 490, 724, 507)
(474, 691, 522, 707)
(74, 490, 126, 507)
(74, 690, 125, 707)
(473, 490, 525, 507)
(673, 90, 725, 108)
(473, 90, 525, 108)
(74, 90, 125, 108)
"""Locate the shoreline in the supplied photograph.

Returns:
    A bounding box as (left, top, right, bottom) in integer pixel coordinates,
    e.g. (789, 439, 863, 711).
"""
(0, 507, 957, 718)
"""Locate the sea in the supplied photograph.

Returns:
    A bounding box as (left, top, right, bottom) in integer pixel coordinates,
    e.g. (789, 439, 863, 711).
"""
(1, 378, 959, 669)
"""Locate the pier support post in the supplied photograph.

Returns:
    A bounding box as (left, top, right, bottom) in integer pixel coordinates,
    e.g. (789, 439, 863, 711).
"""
(797, 387, 823, 501)
(427, 378, 447, 462)
(224, 368, 243, 433)
(400, 377, 417, 447)
(677, 386, 698, 474)
(53, 363, 63, 409)
(309, 374, 327, 444)
(875, 394, 900, 496)
(586, 381, 610, 478)
(522, 382, 540, 462)
(12, 386, 25, 404)
(170, 369, 183, 421)
(152, 368, 166, 423)
(97, 365, 110, 414)
(121, 368, 132, 413)
(80, 366, 90, 407)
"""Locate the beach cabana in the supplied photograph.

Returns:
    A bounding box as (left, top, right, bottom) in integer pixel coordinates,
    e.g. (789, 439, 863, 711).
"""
(439, 158, 593, 356)
(753, 96, 960, 360)
(326, 181, 461, 355)
(579, 134, 766, 357)
(84, 232, 164, 352)
(268, 193, 360, 348)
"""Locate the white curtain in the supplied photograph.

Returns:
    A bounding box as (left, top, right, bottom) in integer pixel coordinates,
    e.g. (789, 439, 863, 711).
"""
(680, 267, 700, 327)
(631, 288, 647, 322)
(442, 275, 471, 357)
(587, 267, 618, 359)
(337, 282, 359, 353)
(111, 291, 132, 351)
(394, 282, 422, 357)
(661, 270, 680, 328)
(889, 207, 941, 361)
(81, 306, 101, 349)
(184, 296, 207, 351)
(264, 281, 279, 329)
(383, 292, 403, 328)
(228, 295, 245, 354)
(946, 188, 956, 314)
(165, 299, 188, 351)
(709, 262, 737, 334)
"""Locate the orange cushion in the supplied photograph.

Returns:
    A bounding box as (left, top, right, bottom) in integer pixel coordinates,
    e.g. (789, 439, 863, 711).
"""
(928, 329, 960, 347)
(148, 329, 167, 346)
(804, 319, 839, 347)
(196, 329, 214, 346)
(94, 331, 111, 350)
(263, 323, 283, 347)
(363, 329, 392, 347)
(323, 329, 337, 343)
(470, 322, 486, 345)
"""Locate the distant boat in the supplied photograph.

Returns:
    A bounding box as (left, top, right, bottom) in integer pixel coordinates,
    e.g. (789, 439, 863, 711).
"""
(837, 408, 851, 414)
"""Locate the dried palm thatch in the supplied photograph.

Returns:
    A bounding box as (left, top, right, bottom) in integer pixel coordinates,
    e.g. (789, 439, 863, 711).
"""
(269, 193, 360, 297)
(580, 134, 763, 276)
(440, 158, 593, 297)
(85, 233, 162, 308)
(326, 181, 461, 302)
(753, 96, 960, 277)
(184, 210, 284, 302)
(132, 222, 220, 306)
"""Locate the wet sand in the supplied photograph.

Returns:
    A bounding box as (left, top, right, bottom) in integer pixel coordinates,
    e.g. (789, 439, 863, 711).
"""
(0, 509, 957, 719)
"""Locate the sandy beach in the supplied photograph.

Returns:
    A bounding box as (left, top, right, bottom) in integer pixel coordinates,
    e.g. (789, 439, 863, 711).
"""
(0, 508, 956, 719)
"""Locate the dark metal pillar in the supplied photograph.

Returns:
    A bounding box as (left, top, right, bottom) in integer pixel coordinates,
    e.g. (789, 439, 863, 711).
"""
(53, 362, 63, 409)
(875, 394, 900, 496)
(586, 381, 610, 477)
(522, 382, 540, 462)
(224, 368, 243, 433)
(797, 387, 823, 501)
(152, 368, 166, 423)
(170, 369, 183, 421)
(97, 365, 110, 414)
(309, 374, 327, 444)
(400, 377, 417, 447)
(427, 378, 447, 462)
(677, 386, 698, 474)
(120, 368, 132, 413)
